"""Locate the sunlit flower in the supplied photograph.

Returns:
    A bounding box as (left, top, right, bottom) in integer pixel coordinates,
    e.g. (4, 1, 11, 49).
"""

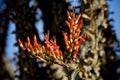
(62, 10, 87, 59)
(18, 10, 87, 66)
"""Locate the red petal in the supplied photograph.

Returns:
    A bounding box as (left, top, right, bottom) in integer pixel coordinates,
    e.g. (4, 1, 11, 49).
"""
(27, 36, 30, 45)
(75, 14, 81, 24)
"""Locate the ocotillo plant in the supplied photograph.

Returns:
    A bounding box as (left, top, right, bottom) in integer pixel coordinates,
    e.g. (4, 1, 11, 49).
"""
(1, 0, 119, 80)
(16, 0, 118, 79)
(18, 11, 87, 68)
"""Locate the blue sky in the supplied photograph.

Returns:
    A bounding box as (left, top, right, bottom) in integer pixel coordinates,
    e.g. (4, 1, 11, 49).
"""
(107, 0, 120, 74)
(107, 0, 120, 40)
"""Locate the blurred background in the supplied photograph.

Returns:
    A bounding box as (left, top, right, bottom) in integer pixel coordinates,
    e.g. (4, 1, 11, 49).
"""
(0, 0, 120, 80)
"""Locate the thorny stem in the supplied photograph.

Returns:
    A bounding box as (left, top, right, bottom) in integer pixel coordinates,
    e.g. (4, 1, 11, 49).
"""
(70, 69, 80, 80)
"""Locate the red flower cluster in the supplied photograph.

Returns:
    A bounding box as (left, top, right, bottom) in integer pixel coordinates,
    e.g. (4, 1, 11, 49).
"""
(18, 35, 46, 61)
(62, 11, 87, 58)
(18, 11, 87, 65)
(43, 31, 63, 60)
(18, 32, 63, 62)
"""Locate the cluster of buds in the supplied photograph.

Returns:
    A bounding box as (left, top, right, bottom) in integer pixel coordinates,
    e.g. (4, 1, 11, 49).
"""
(43, 31, 63, 60)
(62, 11, 87, 58)
(18, 11, 87, 65)
(18, 33, 63, 63)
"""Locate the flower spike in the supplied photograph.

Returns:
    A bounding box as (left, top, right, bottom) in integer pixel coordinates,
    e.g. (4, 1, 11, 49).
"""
(18, 10, 87, 66)
(62, 10, 87, 59)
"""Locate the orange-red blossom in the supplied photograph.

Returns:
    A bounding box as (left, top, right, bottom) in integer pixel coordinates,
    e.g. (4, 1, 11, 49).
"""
(18, 11, 87, 63)
(18, 33, 63, 62)
(62, 11, 87, 58)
